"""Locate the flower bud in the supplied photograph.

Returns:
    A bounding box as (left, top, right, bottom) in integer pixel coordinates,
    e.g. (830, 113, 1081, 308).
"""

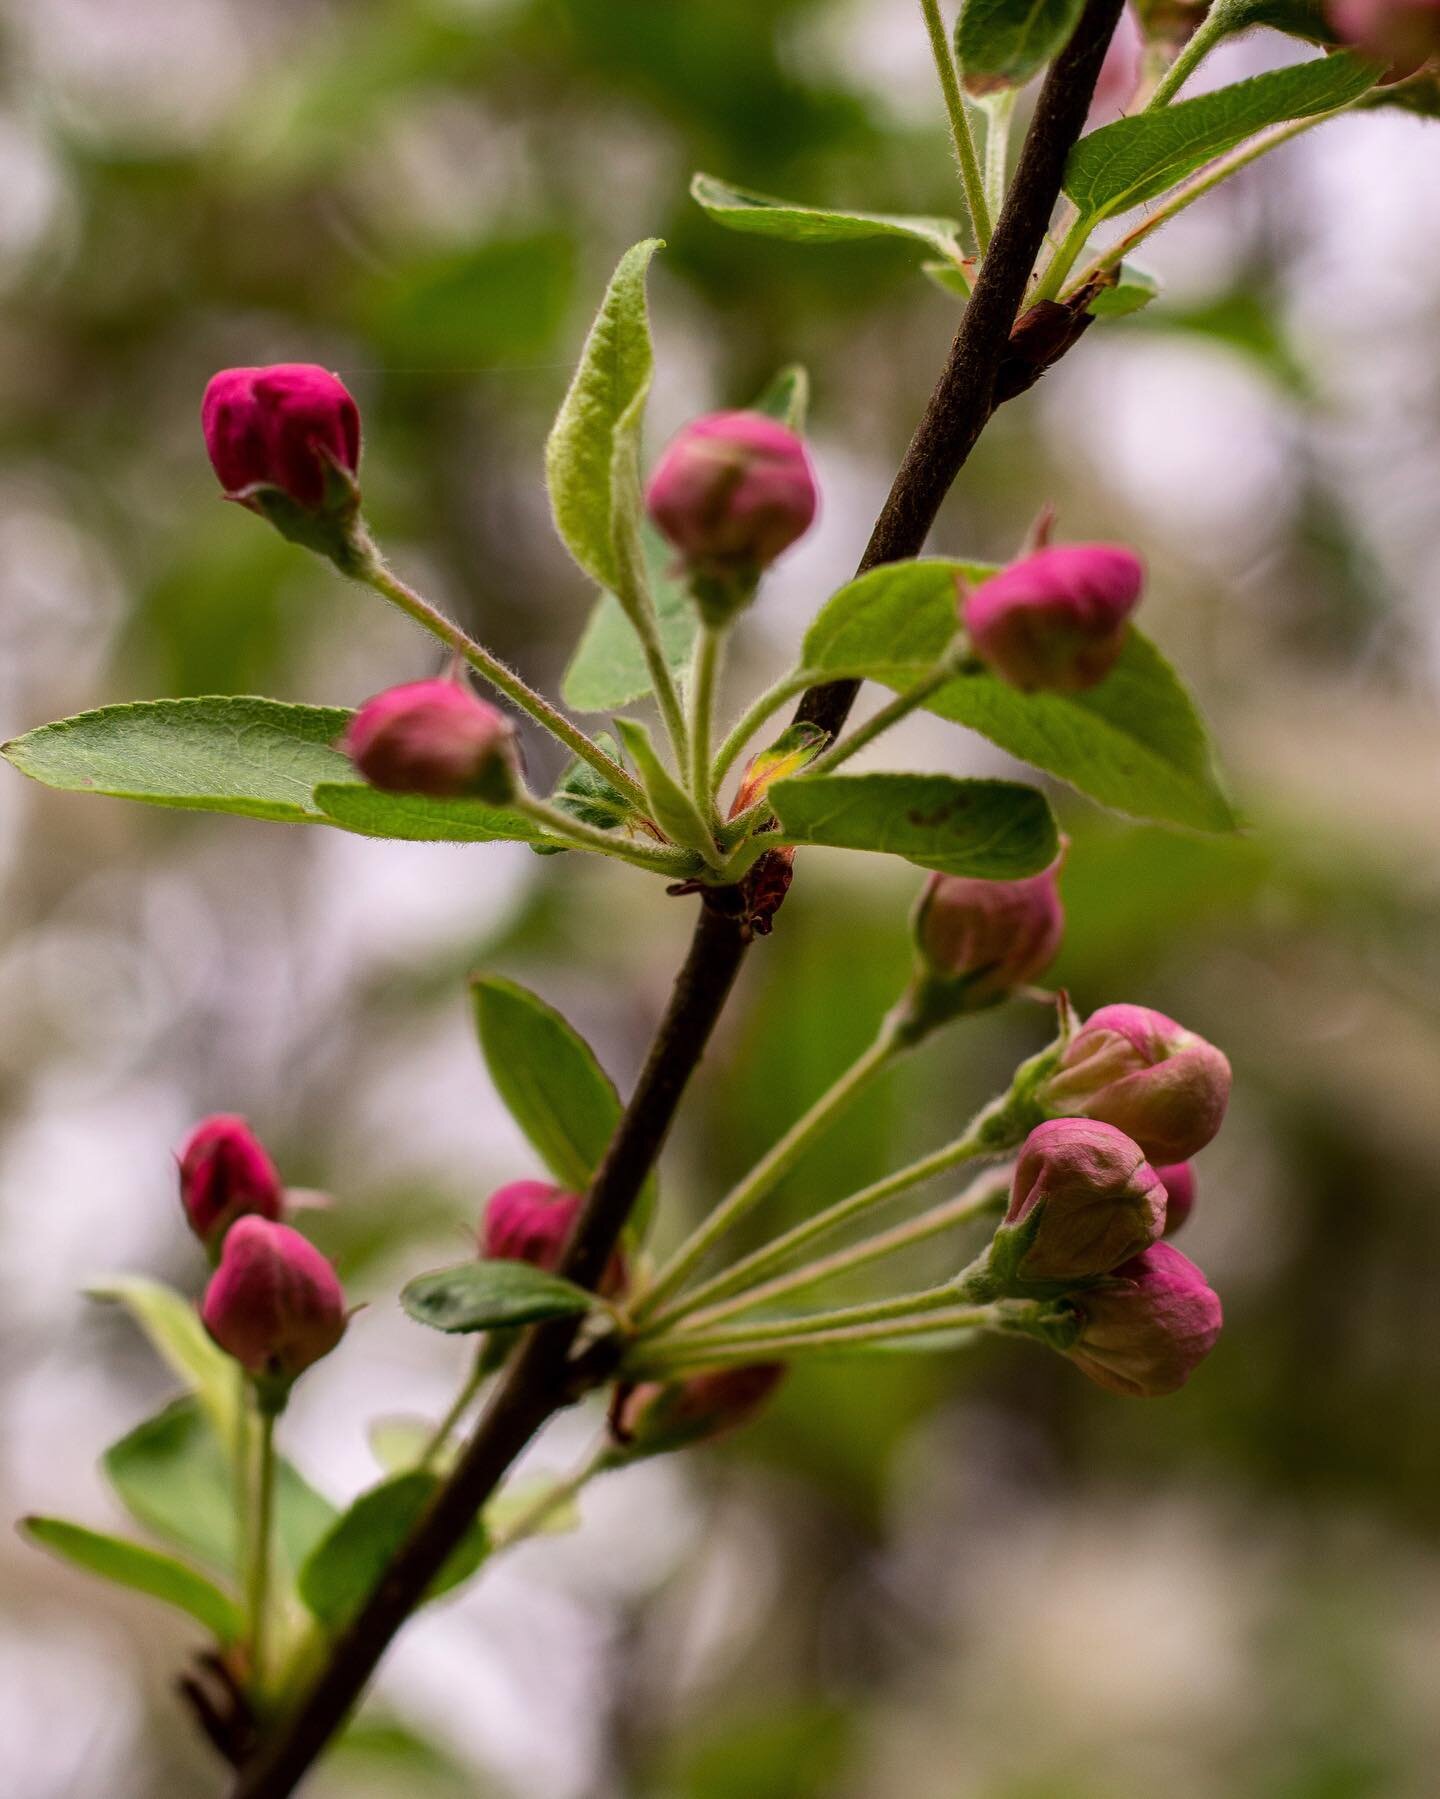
(1326, 0, 1440, 78)
(646, 411, 818, 618)
(177, 1115, 283, 1251)
(201, 1217, 346, 1391)
(202, 364, 360, 512)
(613, 1363, 786, 1457)
(1064, 1242, 1222, 1397)
(1043, 1003, 1231, 1162)
(1156, 1161, 1197, 1237)
(963, 543, 1144, 693)
(1005, 1119, 1166, 1282)
(913, 852, 1065, 1010)
(481, 1180, 626, 1296)
(342, 679, 518, 803)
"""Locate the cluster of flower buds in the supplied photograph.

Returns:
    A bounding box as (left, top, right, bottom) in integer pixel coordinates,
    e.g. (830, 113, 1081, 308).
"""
(481, 1179, 628, 1297)
(646, 410, 818, 624)
(963, 541, 1144, 694)
(1327, 0, 1440, 79)
(179, 1114, 348, 1404)
(341, 677, 520, 804)
(906, 848, 1066, 1031)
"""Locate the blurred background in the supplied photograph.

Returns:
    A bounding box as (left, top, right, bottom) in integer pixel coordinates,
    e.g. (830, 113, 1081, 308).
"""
(2, 1, 1439, 1795)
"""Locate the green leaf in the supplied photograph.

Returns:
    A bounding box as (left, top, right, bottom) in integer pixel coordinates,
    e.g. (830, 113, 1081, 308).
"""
(298, 1473, 487, 1629)
(922, 259, 974, 299)
(691, 172, 965, 264)
(955, 0, 1086, 97)
(401, 1258, 598, 1334)
(750, 363, 811, 429)
(1065, 53, 1378, 220)
(1088, 260, 1162, 318)
(485, 1474, 583, 1541)
(1366, 67, 1440, 119)
(612, 717, 715, 858)
(801, 559, 991, 686)
(311, 783, 545, 844)
(769, 773, 1058, 877)
(85, 1275, 240, 1447)
(368, 1416, 447, 1476)
(549, 732, 634, 833)
(104, 1398, 238, 1575)
(2, 697, 354, 824)
(21, 1516, 241, 1643)
(545, 238, 662, 592)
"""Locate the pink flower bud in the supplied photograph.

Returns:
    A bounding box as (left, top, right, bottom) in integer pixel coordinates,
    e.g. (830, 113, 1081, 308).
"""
(963, 543, 1144, 693)
(1156, 1161, 1197, 1237)
(614, 1363, 786, 1456)
(177, 1114, 284, 1250)
(481, 1180, 626, 1296)
(646, 410, 818, 582)
(914, 852, 1065, 1008)
(1065, 1242, 1222, 1397)
(1006, 1119, 1166, 1281)
(1043, 1003, 1231, 1162)
(202, 364, 360, 511)
(341, 679, 518, 803)
(1326, 0, 1440, 78)
(200, 1217, 346, 1387)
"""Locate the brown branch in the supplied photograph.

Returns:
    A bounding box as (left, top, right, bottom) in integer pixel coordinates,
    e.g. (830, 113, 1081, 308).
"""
(228, 6, 1122, 1791)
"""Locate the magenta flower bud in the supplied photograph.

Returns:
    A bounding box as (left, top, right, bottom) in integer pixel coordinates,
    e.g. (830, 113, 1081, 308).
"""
(200, 1217, 346, 1389)
(614, 1363, 786, 1457)
(1065, 1242, 1222, 1397)
(1043, 1003, 1231, 1163)
(481, 1180, 626, 1296)
(646, 410, 818, 594)
(177, 1114, 284, 1251)
(914, 851, 1065, 1009)
(202, 364, 360, 511)
(341, 678, 518, 803)
(963, 543, 1144, 694)
(1005, 1119, 1167, 1282)
(1326, 0, 1440, 78)
(1156, 1161, 1197, 1237)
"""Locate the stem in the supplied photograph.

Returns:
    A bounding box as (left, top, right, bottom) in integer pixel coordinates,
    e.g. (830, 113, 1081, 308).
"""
(419, 1354, 488, 1470)
(514, 792, 705, 877)
(611, 505, 691, 767)
(669, 1168, 1010, 1333)
(919, 0, 992, 252)
(806, 662, 957, 775)
(647, 1281, 964, 1354)
(1146, 2, 1231, 109)
(688, 625, 724, 817)
(631, 1300, 1009, 1371)
(244, 1404, 278, 1701)
(354, 548, 647, 813)
(1031, 210, 1093, 305)
(712, 668, 814, 790)
(634, 1013, 907, 1319)
(982, 91, 1017, 219)
(488, 1439, 616, 1553)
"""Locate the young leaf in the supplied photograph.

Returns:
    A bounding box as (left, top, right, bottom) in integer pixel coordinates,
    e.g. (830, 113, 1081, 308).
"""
(549, 732, 634, 833)
(691, 173, 965, 264)
(311, 783, 546, 844)
(801, 559, 992, 686)
(769, 773, 1058, 877)
(1088, 261, 1162, 318)
(298, 1473, 487, 1629)
(104, 1398, 238, 1575)
(2, 697, 354, 824)
(955, 0, 1086, 97)
(750, 363, 811, 430)
(400, 1259, 597, 1334)
(1064, 53, 1378, 220)
(368, 1417, 448, 1476)
(21, 1517, 241, 1643)
(485, 1473, 583, 1541)
(923, 259, 974, 299)
(545, 238, 662, 592)
(86, 1275, 240, 1447)
(612, 716, 716, 859)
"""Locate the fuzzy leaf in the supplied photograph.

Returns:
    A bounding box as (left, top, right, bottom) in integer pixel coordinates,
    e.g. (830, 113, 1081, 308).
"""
(800, 559, 991, 686)
(21, 1517, 241, 1643)
(311, 783, 545, 844)
(298, 1473, 487, 1629)
(2, 697, 353, 824)
(400, 1259, 598, 1334)
(612, 716, 715, 857)
(955, 0, 1086, 96)
(769, 773, 1058, 877)
(1065, 53, 1378, 219)
(86, 1275, 240, 1446)
(691, 173, 965, 263)
(549, 732, 634, 832)
(545, 239, 662, 592)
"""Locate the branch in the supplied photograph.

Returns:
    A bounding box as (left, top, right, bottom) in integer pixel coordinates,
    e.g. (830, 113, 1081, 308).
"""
(228, 7, 1121, 1790)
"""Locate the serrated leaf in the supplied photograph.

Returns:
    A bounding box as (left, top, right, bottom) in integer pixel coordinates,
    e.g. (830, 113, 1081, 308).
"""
(545, 239, 662, 592)
(311, 783, 545, 844)
(86, 1275, 240, 1447)
(298, 1473, 487, 1629)
(21, 1517, 241, 1643)
(2, 697, 354, 824)
(956, 0, 1086, 97)
(1366, 67, 1440, 118)
(1088, 260, 1162, 318)
(769, 773, 1058, 877)
(1065, 53, 1378, 219)
(691, 172, 965, 263)
(401, 1259, 597, 1334)
(612, 717, 715, 858)
(801, 559, 991, 685)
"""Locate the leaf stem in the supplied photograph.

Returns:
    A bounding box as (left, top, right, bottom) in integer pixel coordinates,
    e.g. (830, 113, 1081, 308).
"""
(1031, 209, 1093, 305)
(611, 510, 692, 767)
(687, 624, 724, 818)
(1145, 1, 1231, 109)
(712, 668, 815, 792)
(352, 544, 647, 813)
(919, 0, 993, 253)
(805, 661, 958, 775)
(418, 1354, 489, 1470)
(488, 1439, 616, 1553)
(514, 792, 705, 877)
(629, 1299, 1014, 1372)
(244, 1401, 278, 1702)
